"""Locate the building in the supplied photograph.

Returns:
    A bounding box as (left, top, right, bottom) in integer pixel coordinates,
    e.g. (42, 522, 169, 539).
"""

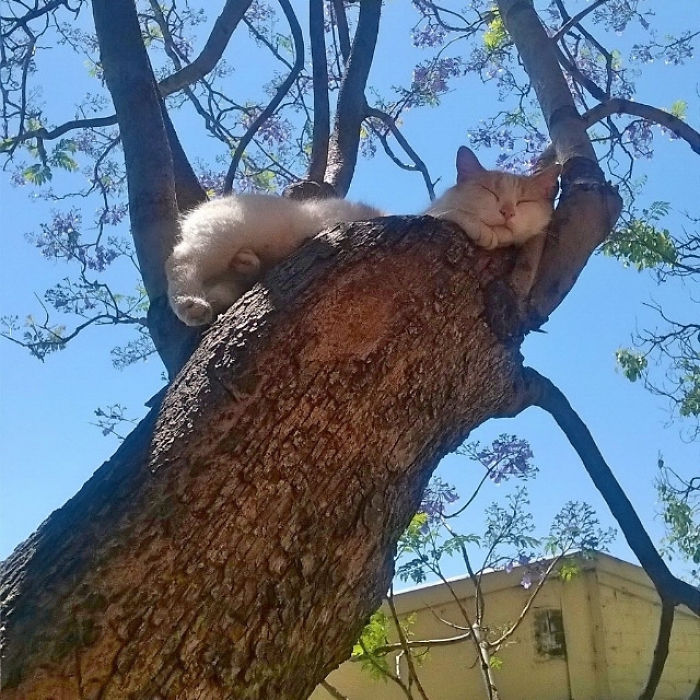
(312, 553, 699, 700)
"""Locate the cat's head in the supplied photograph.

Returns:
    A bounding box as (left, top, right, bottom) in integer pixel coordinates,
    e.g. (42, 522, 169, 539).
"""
(454, 146, 561, 239)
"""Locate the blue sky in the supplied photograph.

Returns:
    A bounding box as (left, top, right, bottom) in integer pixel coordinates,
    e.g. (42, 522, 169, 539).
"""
(1, 2, 698, 582)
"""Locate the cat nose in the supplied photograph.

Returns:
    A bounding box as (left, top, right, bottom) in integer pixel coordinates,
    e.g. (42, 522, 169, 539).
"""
(500, 204, 515, 220)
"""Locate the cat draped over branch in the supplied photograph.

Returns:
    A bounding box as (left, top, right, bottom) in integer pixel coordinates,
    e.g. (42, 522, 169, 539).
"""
(166, 146, 561, 327)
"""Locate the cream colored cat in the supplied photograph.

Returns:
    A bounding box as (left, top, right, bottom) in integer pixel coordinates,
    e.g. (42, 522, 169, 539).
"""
(426, 146, 561, 250)
(167, 147, 559, 327)
(166, 194, 382, 326)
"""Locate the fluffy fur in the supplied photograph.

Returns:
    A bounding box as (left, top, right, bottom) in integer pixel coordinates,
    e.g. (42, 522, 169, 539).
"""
(426, 146, 561, 250)
(166, 194, 382, 326)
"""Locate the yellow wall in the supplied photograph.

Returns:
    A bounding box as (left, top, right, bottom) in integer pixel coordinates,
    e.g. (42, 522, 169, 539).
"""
(310, 554, 699, 700)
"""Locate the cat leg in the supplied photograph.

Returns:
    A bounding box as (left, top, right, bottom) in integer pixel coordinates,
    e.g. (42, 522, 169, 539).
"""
(431, 209, 501, 249)
(230, 248, 261, 276)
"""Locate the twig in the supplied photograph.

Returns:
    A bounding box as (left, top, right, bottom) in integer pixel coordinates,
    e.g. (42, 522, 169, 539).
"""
(223, 0, 304, 192)
(357, 638, 413, 700)
(551, 0, 610, 42)
(365, 106, 435, 200)
(320, 680, 350, 699)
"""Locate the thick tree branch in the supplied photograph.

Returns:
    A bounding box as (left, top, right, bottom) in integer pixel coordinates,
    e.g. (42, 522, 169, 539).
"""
(583, 99, 700, 155)
(0, 217, 523, 697)
(223, 0, 303, 193)
(325, 0, 381, 196)
(308, 0, 330, 182)
(161, 103, 207, 213)
(498, 0, 598, 166)
(497, 0, 621, 326)
(91, 0, 198, 377)
(521, 367, 700, 616)
(157, 0, 253, 96)
(639, 600, 675, 700)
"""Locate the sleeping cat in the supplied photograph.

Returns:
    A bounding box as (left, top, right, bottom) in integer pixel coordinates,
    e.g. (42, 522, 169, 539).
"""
(166, 146, 560, 327)
(426, 146, 560, 250)
(166, 194, 383, 326)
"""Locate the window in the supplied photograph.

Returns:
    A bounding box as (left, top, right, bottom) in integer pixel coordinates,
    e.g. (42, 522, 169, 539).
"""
(534, 609, 567, 657)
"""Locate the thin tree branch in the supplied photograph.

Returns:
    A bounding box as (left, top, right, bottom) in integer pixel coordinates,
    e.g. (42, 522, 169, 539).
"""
(325, 0, 381, 196)
(0, 115, 118, 148)
(639, 600, 675, 700)
(320, 680, 350, 700)
(308, 0, 330, 182)
(223, 0, 304, 193)
(365, 106, 435, 200)
(489, 554, 563, 647)
(551, 0, 610, 41)
(157, 0, 253, 96)
(352, 631, 474, 658)
(331, 0, 351, 63)
(357, 639, 413, 700)
(522, 367, 700, 616)
(583, 99, 700, 155)
(387, 591, 431, 700)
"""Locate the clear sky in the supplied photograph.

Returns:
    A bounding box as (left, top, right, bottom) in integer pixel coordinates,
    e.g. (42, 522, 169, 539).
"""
(1, 1, 698, 584)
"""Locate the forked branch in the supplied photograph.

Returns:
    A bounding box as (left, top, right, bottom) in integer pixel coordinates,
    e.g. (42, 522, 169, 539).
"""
(223, 0, 303, 192)
(325, 0, 382, 196)
(582, 99, 700, 155)
(158, 0, 253, 96)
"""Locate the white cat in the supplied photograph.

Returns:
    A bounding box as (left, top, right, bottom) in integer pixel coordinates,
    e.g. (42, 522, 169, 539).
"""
(426, 146, 561, 250)
(166, 194, 383, 326)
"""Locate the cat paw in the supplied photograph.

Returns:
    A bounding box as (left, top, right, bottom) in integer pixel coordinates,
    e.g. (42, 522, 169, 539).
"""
(172, 296, 214, 326)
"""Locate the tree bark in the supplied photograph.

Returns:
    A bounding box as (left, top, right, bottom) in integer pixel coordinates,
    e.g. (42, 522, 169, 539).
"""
(1, 216, 527, 698)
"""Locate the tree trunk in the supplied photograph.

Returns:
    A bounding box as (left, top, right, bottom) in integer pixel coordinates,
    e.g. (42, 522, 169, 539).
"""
(1, 216, 530, 698)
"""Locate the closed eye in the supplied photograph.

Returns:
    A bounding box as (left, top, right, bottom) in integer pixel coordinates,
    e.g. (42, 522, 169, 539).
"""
(480, 185, 499, 199)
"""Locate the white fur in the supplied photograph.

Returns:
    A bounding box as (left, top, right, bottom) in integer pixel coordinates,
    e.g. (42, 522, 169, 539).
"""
(167, 194, 382, 326)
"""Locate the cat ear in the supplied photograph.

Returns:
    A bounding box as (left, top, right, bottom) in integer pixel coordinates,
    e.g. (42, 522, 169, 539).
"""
(456, 146, 485, 183)
(530, 163, 562, 199)
(230, 248, 261, 277)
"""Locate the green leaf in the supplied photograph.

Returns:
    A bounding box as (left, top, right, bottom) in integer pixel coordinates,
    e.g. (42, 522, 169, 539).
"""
(603, 215, 677, 270)
(22, 163, 52, 185)
(616, 349, 647, 382)
(668, 100, 688, 120)
(558, 560, 581, 582)
(489, 655, 504, 670)
(353, 611, 390, 680)
(483, 13, 508, 52)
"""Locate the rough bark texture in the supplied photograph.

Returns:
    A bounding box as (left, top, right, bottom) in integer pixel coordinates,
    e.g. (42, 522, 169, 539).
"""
(1, 217, 525, 699)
